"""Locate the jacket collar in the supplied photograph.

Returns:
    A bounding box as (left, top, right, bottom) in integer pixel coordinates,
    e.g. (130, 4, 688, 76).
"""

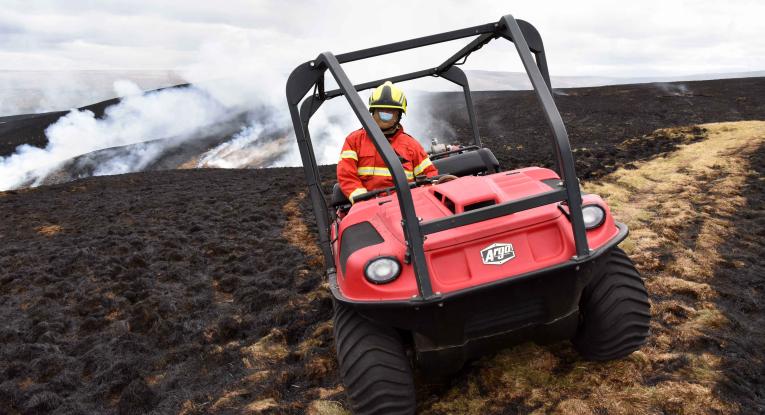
(384, 124, 404, 141)
(361, 124, 405, 141)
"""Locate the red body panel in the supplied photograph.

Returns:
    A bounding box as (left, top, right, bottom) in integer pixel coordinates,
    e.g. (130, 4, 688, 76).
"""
(333, 167, 620, 301)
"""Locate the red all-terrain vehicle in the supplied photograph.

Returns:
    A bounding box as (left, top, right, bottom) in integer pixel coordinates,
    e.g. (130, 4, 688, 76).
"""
(286, 14, 650, 414)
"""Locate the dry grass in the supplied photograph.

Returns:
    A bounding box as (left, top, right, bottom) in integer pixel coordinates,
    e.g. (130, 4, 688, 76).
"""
(307, 400, 348, 415)
(282, 193, 324, 268)
(197, 192, 344, 415)
(243, 397, 278, 413)
(420, 121, 765, 414)
(177, 156, 202, 169)
(210, 388, 249, 411)
(211, 278, 235, 304)
(279, 194, 350, 415)
(240, 328, 290, 368)
(35, 224, 63, 236)
(200, 193, 350, 415)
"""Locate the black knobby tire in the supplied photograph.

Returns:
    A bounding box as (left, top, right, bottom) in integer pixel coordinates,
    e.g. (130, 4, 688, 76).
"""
(333, 301, 416, 415)
(573, 247, 651, 361)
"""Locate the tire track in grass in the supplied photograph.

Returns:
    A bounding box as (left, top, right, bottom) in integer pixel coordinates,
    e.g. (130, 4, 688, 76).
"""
(276, 194, 348, 415)
(421, 121, 765, 414)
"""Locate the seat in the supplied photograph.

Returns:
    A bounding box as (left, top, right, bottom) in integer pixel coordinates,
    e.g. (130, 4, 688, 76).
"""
(331, 183, 351, 207)
(432, 148, 499, 177)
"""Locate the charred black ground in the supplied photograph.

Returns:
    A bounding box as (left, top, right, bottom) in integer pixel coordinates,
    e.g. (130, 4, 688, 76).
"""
(1, 168, 336, 414)
(427, 77, 765, 179)
(707, 140, 765, 408)
(1, 78, 764, 414)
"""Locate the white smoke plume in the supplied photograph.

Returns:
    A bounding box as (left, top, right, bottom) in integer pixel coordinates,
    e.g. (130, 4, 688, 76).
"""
(0, 22, 374, 191)
(180, 28, 363, 169)
(655, 82, 692, 96)
(197, 124, 288, 169)
(0, 81, 233, 189)
(0, 22, 460, 191)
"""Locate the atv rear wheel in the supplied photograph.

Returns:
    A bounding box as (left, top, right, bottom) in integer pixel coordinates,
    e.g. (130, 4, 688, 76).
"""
(333, 301, 416, 415)
(573, 247, 651, 360)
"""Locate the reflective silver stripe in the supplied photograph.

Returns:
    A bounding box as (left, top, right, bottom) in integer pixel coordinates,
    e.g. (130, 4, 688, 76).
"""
(358, 166, 413, 179)
(340, 150, 358, 160)
(349, 187, 367, 204)
(413, 157, 433, 175)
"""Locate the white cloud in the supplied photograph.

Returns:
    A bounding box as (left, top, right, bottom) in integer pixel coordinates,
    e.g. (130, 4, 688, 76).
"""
(0, 0, 762, 77)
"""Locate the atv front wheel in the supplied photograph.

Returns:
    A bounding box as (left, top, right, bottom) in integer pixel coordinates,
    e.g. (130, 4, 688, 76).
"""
(573, 247, 651, 360)
(333, 301, 416, 415)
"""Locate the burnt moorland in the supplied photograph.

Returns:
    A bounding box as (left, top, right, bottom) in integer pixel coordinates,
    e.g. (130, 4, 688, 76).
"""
(0, 77, 764, 414)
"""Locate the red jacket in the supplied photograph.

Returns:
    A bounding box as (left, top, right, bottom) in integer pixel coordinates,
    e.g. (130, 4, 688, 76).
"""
(337, 126, 438, 201)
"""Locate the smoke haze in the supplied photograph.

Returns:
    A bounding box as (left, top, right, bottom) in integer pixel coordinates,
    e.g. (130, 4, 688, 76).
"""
(0, 27, 370, 190)
(3, 1, 761, 191)
(0, 81, 237, 190)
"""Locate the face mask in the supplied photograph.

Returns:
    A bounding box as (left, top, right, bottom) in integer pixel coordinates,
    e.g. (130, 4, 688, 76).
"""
(378, 111, 394, 122)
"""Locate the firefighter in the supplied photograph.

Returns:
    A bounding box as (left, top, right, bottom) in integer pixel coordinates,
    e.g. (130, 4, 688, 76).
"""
(337, 81, 439, 203)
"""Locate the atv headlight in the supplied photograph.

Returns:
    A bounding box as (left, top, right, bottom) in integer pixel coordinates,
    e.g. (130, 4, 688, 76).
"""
(364, 257, 401, 284)
(582, 205, 606, 230)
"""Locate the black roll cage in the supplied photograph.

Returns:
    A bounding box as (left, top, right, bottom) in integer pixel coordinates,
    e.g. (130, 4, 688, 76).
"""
(286, 14, 589, 301)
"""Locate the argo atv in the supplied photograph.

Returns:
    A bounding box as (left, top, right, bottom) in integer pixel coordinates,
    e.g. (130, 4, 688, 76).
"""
(286, 14, 650, 414)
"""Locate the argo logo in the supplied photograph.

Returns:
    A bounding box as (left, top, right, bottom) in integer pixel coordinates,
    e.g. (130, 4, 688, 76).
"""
(480, 243, 516, 265)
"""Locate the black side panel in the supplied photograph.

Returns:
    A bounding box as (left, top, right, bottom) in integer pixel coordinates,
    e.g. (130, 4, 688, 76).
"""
(339, 222, 384, 274)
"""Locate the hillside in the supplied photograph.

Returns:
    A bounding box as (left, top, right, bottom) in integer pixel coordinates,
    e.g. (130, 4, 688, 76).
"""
(0, 79, 764, 414)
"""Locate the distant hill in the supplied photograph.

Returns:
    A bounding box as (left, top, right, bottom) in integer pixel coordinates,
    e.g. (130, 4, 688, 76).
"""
(1, 76, 763, 190)
(464, 69, 765, 91)
(4, 70, 765, 117)
(0, 70, 186, 116)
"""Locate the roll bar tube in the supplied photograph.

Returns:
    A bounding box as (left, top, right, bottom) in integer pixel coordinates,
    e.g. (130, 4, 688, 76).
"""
(499, 16, 588, 257)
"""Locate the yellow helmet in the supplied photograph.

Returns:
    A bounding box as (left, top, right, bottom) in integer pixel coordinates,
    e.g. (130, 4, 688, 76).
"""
(368, 81, 407, 114)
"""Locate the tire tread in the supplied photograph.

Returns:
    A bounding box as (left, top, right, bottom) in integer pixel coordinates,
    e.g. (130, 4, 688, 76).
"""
(573, 247, 651, 361)
(333, 301, 416, 415)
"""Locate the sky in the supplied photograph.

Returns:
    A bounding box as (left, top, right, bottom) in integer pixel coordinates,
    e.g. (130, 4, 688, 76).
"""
(1, 0, 764, 82)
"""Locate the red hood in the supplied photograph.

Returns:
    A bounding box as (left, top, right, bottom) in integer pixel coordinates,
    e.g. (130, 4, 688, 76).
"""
(359, 167, 563, 251)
